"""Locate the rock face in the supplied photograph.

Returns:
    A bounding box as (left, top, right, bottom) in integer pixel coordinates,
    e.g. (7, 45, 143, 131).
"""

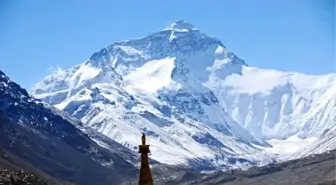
(0, 69, 137, 185)
(32, 20, 273, 170)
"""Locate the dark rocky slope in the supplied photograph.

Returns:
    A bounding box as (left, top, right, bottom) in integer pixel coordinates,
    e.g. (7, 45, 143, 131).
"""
(0, 70, 137, 185)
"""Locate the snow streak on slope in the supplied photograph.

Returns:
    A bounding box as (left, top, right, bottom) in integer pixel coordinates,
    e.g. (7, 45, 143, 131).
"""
(31, 20, 274, 170)
(124, 57, 180, 94)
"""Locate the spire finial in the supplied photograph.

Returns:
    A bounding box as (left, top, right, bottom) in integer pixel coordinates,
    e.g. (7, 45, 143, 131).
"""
(141, 133, 146, 145)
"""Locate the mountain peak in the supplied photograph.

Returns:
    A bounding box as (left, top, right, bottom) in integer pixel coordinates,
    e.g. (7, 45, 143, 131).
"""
(167, 20, 198, 31)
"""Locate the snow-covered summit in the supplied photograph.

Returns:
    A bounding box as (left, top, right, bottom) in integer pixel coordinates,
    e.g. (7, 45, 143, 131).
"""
(32, 21, 245, 101)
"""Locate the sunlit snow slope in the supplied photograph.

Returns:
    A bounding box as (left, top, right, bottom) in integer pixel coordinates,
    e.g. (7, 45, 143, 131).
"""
(210, 66, 336, 158)
(212, 67, 336, 140)
(32, 20, 273, 170)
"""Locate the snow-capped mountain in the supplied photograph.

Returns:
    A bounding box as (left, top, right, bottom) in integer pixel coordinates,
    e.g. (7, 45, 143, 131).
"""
(0, 69, 136, 185)
(32, 20, 274, 170)
(31, 20, 335, 169)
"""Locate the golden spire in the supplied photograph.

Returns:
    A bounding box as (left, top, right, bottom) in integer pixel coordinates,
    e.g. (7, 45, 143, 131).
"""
(138, 133, 154, 185)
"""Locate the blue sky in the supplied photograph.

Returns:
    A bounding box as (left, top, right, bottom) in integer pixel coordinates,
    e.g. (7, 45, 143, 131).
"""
(0, 0, 335, 89)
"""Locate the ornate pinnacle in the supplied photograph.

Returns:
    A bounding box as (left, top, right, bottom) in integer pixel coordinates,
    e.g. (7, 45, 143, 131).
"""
(138, 133, 154, 185)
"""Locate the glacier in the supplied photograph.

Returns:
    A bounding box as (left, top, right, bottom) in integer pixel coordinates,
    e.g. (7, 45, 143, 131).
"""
(212, 66, 336, 139)
(210, 66, 336, 159)
(31, 20, 336, 169)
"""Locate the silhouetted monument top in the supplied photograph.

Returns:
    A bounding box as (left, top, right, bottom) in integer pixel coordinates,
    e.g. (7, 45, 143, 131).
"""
(139, 133, 150, 154)
(142, 133, 146, 145)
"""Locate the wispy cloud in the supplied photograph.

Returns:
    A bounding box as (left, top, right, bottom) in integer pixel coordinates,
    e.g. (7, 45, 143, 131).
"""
(46, 65, 63, 74)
